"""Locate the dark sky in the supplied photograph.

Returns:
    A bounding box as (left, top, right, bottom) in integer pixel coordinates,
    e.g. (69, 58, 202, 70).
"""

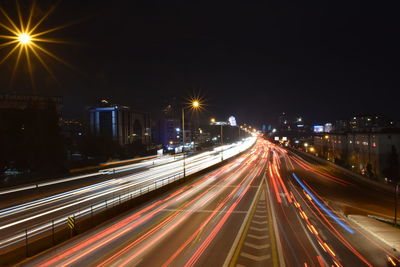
(1, 1, 399, 126)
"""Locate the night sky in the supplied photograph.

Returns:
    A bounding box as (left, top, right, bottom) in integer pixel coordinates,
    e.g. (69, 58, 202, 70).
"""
(1, 1, 399, 126)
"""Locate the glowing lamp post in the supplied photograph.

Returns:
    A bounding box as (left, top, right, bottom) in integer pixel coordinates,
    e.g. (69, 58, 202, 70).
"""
(182, 99, 201, 149)
(181, 99, 202, 177)
(18, 33, 32, 45)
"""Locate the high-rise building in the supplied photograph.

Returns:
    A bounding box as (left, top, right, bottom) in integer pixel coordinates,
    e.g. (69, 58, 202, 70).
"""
(88, 100, 151, 146)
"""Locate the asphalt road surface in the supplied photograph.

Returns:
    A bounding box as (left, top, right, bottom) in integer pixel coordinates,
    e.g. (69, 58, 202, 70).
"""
(0, 139, 255, 256)
(11, 138, 400, 266)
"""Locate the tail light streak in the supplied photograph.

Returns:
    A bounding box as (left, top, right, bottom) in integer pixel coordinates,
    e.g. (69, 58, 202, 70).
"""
(38, 149, 258, 267)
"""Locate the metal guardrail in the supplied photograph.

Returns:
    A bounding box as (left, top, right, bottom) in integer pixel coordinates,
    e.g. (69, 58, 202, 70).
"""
(0, 171, 185, 253)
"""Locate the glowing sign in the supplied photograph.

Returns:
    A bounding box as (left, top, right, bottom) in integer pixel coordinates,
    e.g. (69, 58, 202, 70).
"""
(228, 116, 237, 126)
(324, 123, 332, 133)
(313, 125, 324, 133)
(274, 136, 279, 141)
(282, 137, 287, 141)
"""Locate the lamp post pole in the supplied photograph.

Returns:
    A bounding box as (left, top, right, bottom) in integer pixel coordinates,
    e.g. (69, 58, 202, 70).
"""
(220, 124, 223, 145)
(182, 107, 186, 177)
(220, 124, 224, 161)
(395, 183, 399, 227)
(182, 107, 185, 150)
(181, 99, 201, 177)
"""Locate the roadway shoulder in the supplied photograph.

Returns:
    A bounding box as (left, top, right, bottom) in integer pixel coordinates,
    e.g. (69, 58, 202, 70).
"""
(348, 214, 400, 252)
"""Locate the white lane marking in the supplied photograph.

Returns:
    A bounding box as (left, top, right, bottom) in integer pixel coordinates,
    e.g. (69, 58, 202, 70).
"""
(222, 163, 265, 267)
(244, 242, 270, 250)
(162, 209, 248, 214)
(247, 234, 269, 240)
(249, 226, 268, 232)
(240, 252, 271, 261)
(252, 220, 267, 225)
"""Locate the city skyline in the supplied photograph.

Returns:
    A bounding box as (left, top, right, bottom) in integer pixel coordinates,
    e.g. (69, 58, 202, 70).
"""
(0, 2, 400, 266)
(0, 1, 398, 125)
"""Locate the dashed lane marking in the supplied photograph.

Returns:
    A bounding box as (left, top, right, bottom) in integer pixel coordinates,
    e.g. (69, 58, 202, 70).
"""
(249, 226, 268, 232)
(247, 234, 269, 240)
(240, 252, 271, 261)
(244, 242, 271, 250)
(252, 220, 267, 225)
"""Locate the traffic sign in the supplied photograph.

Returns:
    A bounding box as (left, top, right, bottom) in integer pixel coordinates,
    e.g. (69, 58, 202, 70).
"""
(67, 216, 75, 229)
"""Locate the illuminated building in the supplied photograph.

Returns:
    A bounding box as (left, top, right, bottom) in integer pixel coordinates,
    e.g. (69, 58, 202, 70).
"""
(88, 101, 151, 146)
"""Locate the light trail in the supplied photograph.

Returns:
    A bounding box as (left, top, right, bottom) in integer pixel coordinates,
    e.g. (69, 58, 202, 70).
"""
(290, 179, 371, 266)
(0, 138, 256, 250)
(36, 141, 261, 266)
(291, 173, 354, 234)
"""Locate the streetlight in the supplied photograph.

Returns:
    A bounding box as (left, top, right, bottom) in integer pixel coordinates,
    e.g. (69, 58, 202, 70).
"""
(18, 33, 32, 45)
(210, 118, 224, 145)
(181, 99, 202, 177)
(0, 3, 72, 86)
(182, 99, 202, 149)
(192, 100, 200, 109)
(210, 117, 225, 161)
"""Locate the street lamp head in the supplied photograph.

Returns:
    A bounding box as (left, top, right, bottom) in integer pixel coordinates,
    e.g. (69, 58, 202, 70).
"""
(192, 100, 200, 109)
(210, 118, 216, 123)
(18, 33, 31, 45)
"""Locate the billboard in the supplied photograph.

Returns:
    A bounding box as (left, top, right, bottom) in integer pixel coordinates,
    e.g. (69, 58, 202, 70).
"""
(324, 123, 333, 133)
(313, 125, 324, 133)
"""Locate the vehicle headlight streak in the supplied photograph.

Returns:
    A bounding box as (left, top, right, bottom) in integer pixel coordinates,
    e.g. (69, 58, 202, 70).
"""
(0, 138, 256, 250)
(37, 142, 261, 266)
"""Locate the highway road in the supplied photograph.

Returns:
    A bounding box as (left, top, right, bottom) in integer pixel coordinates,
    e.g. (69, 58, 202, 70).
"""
(265, 142, 400, 266)
(9, 138, 400, 266)
(0, 139, 255, 257)
(20, 139, 275, 267)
